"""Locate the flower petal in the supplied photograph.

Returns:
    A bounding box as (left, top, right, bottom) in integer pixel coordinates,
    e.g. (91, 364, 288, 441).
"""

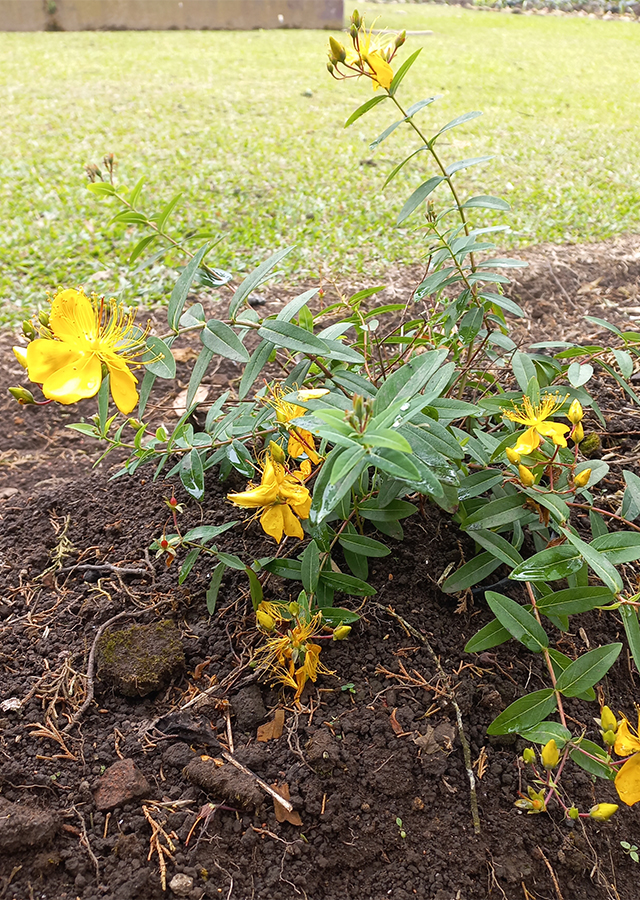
(614, 718, 640, 757)
(49, 289, 95, 347)
(281, 504, 304, 539)
(615, 753, 640, 806)
(367, 53, 394, 89)
(537, 421, 569, 447)
(513, 427, 540, 456)
(228, 482, 278, 508)
(105, 356, 138, 415)
(26, 339, 83, 385)
(260, 506, 285, 543)
(41, 351, 102, 404)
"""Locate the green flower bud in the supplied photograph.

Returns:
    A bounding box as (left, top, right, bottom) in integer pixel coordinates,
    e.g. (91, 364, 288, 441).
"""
(351, 9, 361, 28)
(329, 37, 347, 64)
(395, 29, 406, 48)
(8, 386, 36, 405)
(22, 319, 36, 340)
(602, 729, 617, 747)
(38, 309, 50, 327)
(600, 706, 618, 735)
(522, 747, 536, 764)
(567, 806, 580, 820)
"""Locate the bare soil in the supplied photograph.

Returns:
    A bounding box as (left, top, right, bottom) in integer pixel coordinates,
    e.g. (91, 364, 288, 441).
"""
(2, 236, 640, 900)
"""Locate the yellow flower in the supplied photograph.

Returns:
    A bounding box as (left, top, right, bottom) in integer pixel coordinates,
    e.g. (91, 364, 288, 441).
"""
(504, 393, 570, 455)
(23, 288, 146, 414)
(338, 16, 396, 91)
(613, 714, 640, 806)
(253, 612, 334, 700)
(266, 386, 329, 464)
(574, 468, 591, 488)
(589, 803, 619, 821)
(256, 600, 286, 632)
(518, 464, 535, 488)
(227, 451, 312, 543)
(541, 739, 559, 770)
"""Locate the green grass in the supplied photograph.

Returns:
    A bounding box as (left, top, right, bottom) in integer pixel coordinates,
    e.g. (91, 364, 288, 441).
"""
(2, 2, 640, 325)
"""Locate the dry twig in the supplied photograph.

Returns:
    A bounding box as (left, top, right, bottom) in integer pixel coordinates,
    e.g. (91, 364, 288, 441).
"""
(142, 803, 176, 891)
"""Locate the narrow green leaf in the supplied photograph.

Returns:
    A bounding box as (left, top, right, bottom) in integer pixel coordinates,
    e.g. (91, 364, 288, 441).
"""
(154, 192, 182, 232)
(472, 530, 523, 568)
(397, 176, 444, 225)
(432, 110, 482, 141)
(258, 320, 327, 355)
(216, 552, 246, 571)
(186, 346, 213, 408)
(620, 605, 640, 674)
(168, 244, 209, 331)
(246, 567, 263, 610)
(591, 532, 640, 565)
(510, 545, 584, 582)
(570, 740, 615, 780)
(536, 586, 614, 616)
(143, 336, 176, 379)
(462, 494, 528, 531)
(301, 540, 320, 595)
(239, 340, 275, 400)
(319, 607, 360, 625)
(229, 247, 294, 319)
(458, 469, 504, 500)
(555, 644, 621, 697)
(344, 94, 387, 128)
(486, 689, 557, 736)
(319, 571, 376, 597)
(518, 722, 572, 747)
(180, 449, 204, 500)
(389, 48, 422, 96)
(486, 591, 548, 652)
(201, 319, 249, 363)
(463, 195, 510, 211)
(206, 564, 225, 615)
(338, 534, 391, 558)
(182, 523, 237, 543)
(441, 551, 501, 593)
(464, 617, 515, 653)
(445, 155, 493, 176)
(561, 527, 623, 594)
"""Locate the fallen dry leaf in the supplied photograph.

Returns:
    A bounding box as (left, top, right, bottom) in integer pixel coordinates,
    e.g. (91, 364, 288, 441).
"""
(193, 659, 211, 681)
(270, 782, 302, 826)
(389, 708, 403, 735)
(171, 385, 209, 416)
(257, 708, 285, 742)
(171, 347, 199, 363)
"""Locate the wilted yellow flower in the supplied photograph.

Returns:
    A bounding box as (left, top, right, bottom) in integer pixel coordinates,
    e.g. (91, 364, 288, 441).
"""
(504, 393, 570, 456)
(227, 451, 312, 543)
(22, 288, 147, 414)
(613, 713, 640, 806)
(589, 803, 618, 821)
(574, 468, 591, 488)
(541, 739, 560, 770)
(253, 612, 334, 700)
(266, 386, 329, 464)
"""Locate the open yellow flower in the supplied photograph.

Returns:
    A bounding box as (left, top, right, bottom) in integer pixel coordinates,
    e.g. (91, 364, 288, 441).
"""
(267, 386, 329, 464)
(23, 288, 146, 414)
(347, 21, 395, 90)
(227, 450, 312, 543)
(613, 713, 640, 806)
(504, 393, 570, 456)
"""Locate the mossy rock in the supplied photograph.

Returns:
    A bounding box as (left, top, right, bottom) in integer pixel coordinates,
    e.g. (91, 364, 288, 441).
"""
(96, 619, 185, 697)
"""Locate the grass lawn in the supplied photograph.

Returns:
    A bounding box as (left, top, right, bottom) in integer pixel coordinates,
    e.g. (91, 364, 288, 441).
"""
(2, 2, 640, 324)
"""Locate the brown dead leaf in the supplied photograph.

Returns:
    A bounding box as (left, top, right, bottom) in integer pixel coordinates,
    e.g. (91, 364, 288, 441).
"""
(193, 659, 211, 681)
(414, 726, 440, 755)
(172, 347, 199, 363)
(389, 708, 403, 735)
(171, 385, 209, 416)
(270, 783, 302, 825)
(257, 708, 285, 743)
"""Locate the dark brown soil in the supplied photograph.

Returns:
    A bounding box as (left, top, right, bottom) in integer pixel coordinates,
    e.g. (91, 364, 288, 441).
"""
(2, 238, 640, 900)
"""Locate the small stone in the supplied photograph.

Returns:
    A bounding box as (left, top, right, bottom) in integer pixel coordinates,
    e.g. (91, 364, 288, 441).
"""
(94, 759, 151, 812)
(0, 799, 58, 852)
(169, 873, 194, 896)
(162, 742, 194, 770)
(96, 619, 185, 697)
(230, 685, 266, 732)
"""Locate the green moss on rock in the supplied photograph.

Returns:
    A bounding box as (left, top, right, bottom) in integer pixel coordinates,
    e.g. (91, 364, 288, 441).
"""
(96, 619, 185, 698)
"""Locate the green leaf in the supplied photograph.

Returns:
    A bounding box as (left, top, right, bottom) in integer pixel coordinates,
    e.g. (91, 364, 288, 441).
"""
(344, 94, 388, 128)
(462, 494, 528, 532)
(179, 548, 201, 585)
(258, 319, 327, 355)
(97, 374, 110, 432)
(445, 155, 493, 176)
(613, 348, 634, 380)
(216, 552, 246, 571)
(370, 97, 437, 150)
(555, 644, 622, 697)
(397, 176, 444, 225)
(441, 551, 501, 593)
(358, 499, 416, 522)
(472, 530, 523, 568)
(512, 351, 537, 394)
(67, 423, 100, 438)
(463, 195, 510, 211)
(143, 336, 176, 379)
(622, 470, 640, 522)
(154, 192, 182, 232)
(229, 247, 294, 319)
(432, 110, 482, 142)
(338, 533, 391, 558)
(389, 48, 422, 96)
(518, 722, 572, 747)
(570, 740, 615, 781)
(182, 523, 237, 543)
(589, 509, 609, 539)
(330, 445, 367, 484)
(536, 586, 614, 616)
(464, 618, 513, 653)
(561, 527, 623, 594)
(276, 288, 319, 323)
(369, 449, 421, 482)
(201, 319, 250, 363)
(262, 558, 303, 580)
(458, 469, 504, 500)
(510, 545, 584, 582)
(485, 591, 548, 652)
(592, 532, 640, 565)
(168, 244, 209, 331)
(319, 571, 376, 597)
(180, 450, 204, 500)
(486, 689, 557, 736)
(206, 564, 225, 615)
(319, 607, 360, 625)
(186, 346, 213, 408)
(374, 349, 447, 413)
(246, 567, 263, 611)
(129, 233, 157, 265)
(87, 182, 116, 197)
(301, 540, 320, 595)
(621, 605, 640, 674)
(238, 340, 275, 400)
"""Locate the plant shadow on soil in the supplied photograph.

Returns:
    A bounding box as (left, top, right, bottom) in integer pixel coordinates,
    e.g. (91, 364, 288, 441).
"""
(2, 238, 640, 900)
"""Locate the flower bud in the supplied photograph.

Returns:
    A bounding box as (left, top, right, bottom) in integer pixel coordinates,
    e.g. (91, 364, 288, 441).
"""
(288, 601, 300, 616)
(522, 747, 536, 764)
(572, 423, 584, 444)
(589, 803, 618, 822)
(518, 464, 535, 487)
(602, 729, 617, 747)
(574, 468, 591, 489)
(506, 446, 520, 465)
(567, 806, 580, 820)
(38, 309, 50, 327)
(22, 319, 36, 340)
(8, 386, 36, 404)
(567, 399, 583, 424)
(257, 609, 276, 632)
(329, 37, 347, 63)
(351, 9, 361, 28)
(349, 23, 358, 40)
(327, 61, 335, 75)
(12, 346, 28, 369)
(333, 625, 352, 641)
(395, 29, 406, 48)
(269, 441, 286, 464)
(541, 739, 560, 770)
(600, 706, 618, 735)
